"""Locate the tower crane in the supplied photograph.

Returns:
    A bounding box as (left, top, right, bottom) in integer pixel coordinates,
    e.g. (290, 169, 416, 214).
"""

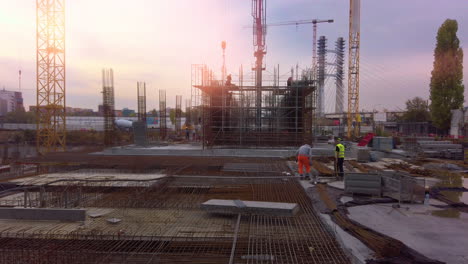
(245, 19, 334, 79)
(265, 19, 334, 80)
(347, 0, 361, 138)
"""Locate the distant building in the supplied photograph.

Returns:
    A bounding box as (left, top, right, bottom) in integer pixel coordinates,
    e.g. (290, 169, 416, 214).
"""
(98, 104, 104, 115)
(65, 107, 94, 115)
(0, 89, 24, 116)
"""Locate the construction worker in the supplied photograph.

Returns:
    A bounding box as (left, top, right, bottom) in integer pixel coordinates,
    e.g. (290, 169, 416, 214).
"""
(185, 126, 190, 140)
(296, 143, 313, 180)
(335, 138, 345, 179)
(225, 74, 232, 86)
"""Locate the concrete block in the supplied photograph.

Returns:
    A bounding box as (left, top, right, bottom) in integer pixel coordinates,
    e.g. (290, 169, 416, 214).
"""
(344, 173, 381, 196)
(201, 199, 299, 216)
(0, 208, 86, 221)
(357, 148, 370, 163)
(133, 121, 147, 146)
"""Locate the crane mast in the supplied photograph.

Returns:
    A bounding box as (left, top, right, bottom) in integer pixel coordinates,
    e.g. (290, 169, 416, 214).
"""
(347, 0, 361, 138)
(252, 0, 266, 130)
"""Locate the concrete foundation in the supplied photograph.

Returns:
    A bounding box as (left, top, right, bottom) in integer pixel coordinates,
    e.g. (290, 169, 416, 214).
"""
(348, 202, 468, 264)
(97, 144, 336, 158)
(0, 208, 86, 221)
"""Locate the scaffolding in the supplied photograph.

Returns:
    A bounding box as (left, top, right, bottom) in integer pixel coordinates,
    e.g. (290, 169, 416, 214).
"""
(102, 69, 115, 146)
(137, 82, 147, 123)
(192, 65, 315, 148)
(159, 90, 167, 140)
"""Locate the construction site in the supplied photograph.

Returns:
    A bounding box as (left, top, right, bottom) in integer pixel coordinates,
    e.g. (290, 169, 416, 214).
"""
(0, 0, 467, 264)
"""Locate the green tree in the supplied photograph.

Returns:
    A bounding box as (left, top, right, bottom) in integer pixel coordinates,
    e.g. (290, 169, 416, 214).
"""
(4, 110, 36, 123)
(402, 97, 430, 122)
(430, 19, 464, 133)
(169, 109, 175, 124)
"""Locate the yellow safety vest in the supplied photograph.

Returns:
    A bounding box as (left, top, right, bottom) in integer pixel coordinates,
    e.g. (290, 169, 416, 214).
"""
(336, 143, 345, 158)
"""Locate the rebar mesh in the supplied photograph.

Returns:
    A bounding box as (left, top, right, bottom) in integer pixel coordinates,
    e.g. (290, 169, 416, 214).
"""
(0, 174, 349, 264)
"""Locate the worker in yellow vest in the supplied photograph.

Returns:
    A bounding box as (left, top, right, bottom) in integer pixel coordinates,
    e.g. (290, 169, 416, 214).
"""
(335, 138, 345, 179)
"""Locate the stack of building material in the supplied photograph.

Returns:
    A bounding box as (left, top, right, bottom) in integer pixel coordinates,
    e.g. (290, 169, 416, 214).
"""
(344, 173, 382, 196)
(132, 121, 147, 146)
(381, 171, 425, 203)
(372, 137, 393, 151)
(417, 140, 463, 160)
(401, 137, 433, 151)
(357, 148, 370, 162)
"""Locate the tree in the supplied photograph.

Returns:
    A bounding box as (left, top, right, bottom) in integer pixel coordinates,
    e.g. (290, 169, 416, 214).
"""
(169, 109, 175, 124)
(430, 19, 464, 133)
(4, 110, 36, 123)
(401, 97, 430, 122)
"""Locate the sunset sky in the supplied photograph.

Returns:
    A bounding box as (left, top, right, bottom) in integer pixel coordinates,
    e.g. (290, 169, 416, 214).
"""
(0, 0, 467, 113)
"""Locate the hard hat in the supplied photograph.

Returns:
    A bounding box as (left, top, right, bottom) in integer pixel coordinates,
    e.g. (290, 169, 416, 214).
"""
(336, 137, 342, 141)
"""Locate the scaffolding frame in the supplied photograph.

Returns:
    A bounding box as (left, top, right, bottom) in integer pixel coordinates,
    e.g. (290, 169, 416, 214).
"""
(102, 69, 115, 146)
(192, 65, 315, 148)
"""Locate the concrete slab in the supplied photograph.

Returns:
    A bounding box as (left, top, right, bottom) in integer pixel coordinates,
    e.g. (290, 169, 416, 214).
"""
(98, 146, 297, 158)
(348, 203, 468, 264)
(0, 207, 86, 221)
(299, 180, 314, 189)
(319, 213, 374, 264)
(87, 208, 114, 218)
(98, 144, 336, 158)
(201, 199, 299, 216)
(340, 196, 354, 204)
(12, 169, 166, 187)
(328, 180, 345, 190)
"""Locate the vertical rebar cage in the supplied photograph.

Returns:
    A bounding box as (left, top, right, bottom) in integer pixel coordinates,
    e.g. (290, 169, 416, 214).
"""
(36, 0, 66, 154)
(137, 82, 146, 123)
(175, 95, 182, 135)
(159, 90, 167, 140)
(102, 69, 115, 146)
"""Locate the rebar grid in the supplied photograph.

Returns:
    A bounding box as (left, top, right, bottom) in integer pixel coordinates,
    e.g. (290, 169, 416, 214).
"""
(0, 176, 349, 263)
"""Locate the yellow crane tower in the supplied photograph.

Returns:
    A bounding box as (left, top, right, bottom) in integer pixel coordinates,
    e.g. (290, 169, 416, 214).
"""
(36, 0, 66, 154)
(347, 0, 361, 138)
